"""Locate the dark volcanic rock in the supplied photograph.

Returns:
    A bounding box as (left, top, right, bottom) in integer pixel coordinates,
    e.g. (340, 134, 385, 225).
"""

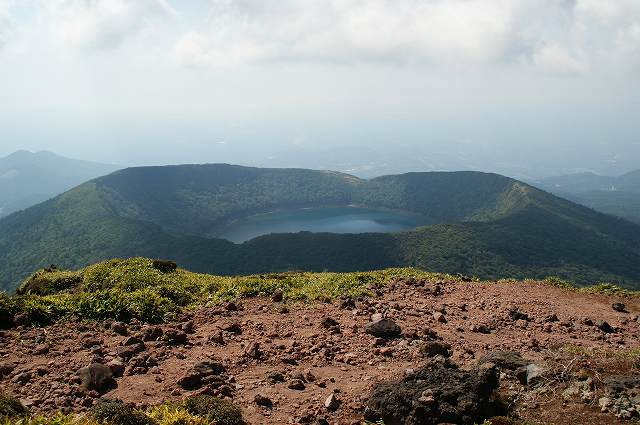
(364, 318, 402, 338)
(596, 320, 615, 333)
(254, 394, 273, 407)
(288, 379, 306, 390)
(267, 371, 285, 383)
(178, 361, 226, 390)
(77, 363, 115, 392)
(164, 329, 188, 345)
(224, 322, 242, 334)
(508, 308, 529, 322)
(271, 289, 284, 302)
(364, 361, 503, 425)
(142, 326, 163, 342)
(111, 321, 128, 336)
(152, 259, 177, 273)
(612, 303, 626, 313)
(420, 341, 451, 358)
(116, 343, 145, 359)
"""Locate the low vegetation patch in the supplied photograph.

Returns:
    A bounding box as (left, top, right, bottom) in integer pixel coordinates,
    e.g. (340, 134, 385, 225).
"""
(0, 396, 243, 425)
(3, 257, 638, 326)
(3, 258, 450, 325)
(0, 393, 28, 419)
(182, 395, 244, 425)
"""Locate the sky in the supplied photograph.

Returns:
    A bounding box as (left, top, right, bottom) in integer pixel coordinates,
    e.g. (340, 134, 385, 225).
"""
(0, 0, 639, 178)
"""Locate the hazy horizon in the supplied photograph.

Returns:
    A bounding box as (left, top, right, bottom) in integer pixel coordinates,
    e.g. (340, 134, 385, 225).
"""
(1, 1, 639, 179)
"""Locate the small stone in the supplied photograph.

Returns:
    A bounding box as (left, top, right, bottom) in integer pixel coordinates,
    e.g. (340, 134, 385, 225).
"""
(181, 320, 195, 334)
(142, 326, 163, 342)
(123, 336, 143, 346)
(433, 312, 447, 324)
(244, 341, 262, 359)
(595, 320, 615, 333)
(288, 379, 305, 390)
(364, 319, 401, 338)
(324, 393, 340, 411)
(208, 330, 224, 345)
(165, 329, 188, 345)
(33, 344, 49, 355)
(321, 317, 339, 328)
(224, 322, 242, 334)
(254, 394, 273, 407)
(111, 322, 128, 336)
(266, 371, 285, 383)
(272, 289, 284, 302)
(612, 303, 626, 313)
(418, 389, 435, 405)
(106, 359, 125, 378)
(420, 341, 451, 358)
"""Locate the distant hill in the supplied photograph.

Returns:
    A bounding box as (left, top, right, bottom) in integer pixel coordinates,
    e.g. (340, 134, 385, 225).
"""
(1, 164, 639, 292)
(0, 150, 120, 217)
(531, 170, 640, 223)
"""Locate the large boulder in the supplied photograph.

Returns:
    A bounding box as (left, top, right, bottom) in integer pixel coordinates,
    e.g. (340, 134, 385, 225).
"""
(77, 363, 116, 392)
(364, 360, 504, 425)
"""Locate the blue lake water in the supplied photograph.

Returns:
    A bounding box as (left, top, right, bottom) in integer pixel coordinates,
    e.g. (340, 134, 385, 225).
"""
(219, 206, 428, 243)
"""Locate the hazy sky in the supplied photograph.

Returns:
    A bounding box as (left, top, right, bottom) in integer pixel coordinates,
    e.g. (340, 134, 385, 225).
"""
(1, 0, 639, 177)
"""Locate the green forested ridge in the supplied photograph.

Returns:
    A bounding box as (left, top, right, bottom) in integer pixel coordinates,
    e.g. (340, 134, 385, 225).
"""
(1, 164, 639, 292)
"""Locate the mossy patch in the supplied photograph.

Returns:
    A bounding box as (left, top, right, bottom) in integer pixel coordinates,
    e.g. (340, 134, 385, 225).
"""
(0, 393, 28, 418)
(91, 399, 153, 425)
(182, 395, 244, 425)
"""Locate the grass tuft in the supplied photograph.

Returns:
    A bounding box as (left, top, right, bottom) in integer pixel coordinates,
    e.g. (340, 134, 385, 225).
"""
(0, 393, 28, 419)
(182, 395, 244, 425)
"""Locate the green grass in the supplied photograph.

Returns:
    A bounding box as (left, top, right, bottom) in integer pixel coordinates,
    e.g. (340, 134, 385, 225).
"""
(0, 396, 241, 425)
(3, 257, 639, 326)
(4, 257, 451, 325)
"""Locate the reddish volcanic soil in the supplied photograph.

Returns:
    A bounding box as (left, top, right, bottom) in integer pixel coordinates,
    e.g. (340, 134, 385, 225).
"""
(1, 278, 639, 424)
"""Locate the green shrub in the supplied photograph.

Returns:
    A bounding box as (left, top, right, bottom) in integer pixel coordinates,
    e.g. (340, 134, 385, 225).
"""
(17, 270, 83, 296)
(182, 395, 244, 425)
(543, 276, 575, 289)
(91, 399, 154, 425)
(0, 393, 28, 418)
(580, 283, 631, 296)
(146, 404, 209, 425)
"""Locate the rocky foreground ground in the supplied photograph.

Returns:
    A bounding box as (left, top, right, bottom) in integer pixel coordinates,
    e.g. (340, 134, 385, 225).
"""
(1, 277, 639, 424)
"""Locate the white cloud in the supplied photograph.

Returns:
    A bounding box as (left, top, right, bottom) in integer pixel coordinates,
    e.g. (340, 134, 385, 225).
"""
(45, 0, 175, 51)
(176, 0, 528, 68)
(174, 0, 640, 75)
(531, 44, 587, 75)
(0, 0, 13, 50)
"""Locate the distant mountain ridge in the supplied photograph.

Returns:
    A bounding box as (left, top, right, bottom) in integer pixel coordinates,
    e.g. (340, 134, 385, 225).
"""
(1, 164, 639, 292)
(531, 170, 640, 224)
(533, 170, 640, 194)
(0, 150, 120, 217)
